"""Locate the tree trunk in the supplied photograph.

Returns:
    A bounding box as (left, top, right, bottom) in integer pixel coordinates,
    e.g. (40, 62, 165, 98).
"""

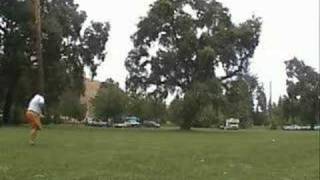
(3, 92, 13, 124)
(180, 125, 191, 130)
(180, 120, 192, 130)
(31, 0, 44, 93)
(2, 81, 17, 124)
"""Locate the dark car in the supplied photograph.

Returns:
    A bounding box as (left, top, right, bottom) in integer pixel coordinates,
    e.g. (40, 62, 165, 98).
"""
(143, 121, 160, 128)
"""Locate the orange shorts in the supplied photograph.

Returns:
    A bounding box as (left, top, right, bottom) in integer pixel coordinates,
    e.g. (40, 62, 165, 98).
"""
(25, 111, 42, 130)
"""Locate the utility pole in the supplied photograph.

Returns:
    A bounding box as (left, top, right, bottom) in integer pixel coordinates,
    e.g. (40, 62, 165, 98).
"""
(31, 0, 44, 94)
(269, 81, 272, 105)
(268, 81, 272, 120)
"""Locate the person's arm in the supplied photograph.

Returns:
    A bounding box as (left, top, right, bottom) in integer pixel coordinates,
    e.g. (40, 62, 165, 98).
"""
(40, 112, 45, 118)
(40, 97, 46, 118)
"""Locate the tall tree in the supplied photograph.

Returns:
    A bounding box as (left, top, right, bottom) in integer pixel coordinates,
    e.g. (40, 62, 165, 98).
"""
(42, 0, 110, 109)
(169, 79, 224, 129)
(128, 95, 166, 122)
(126, 0, 261, 99)
(253, 84, 267, 125)
(31, 0, 45, 93)
(225, 77, 252, 127)
(58, 89, 87, 121)
(91, 81, 128, 121)
(0, 0, 110, 124)
(285, 57, 320, 128)
(0, 0, 32, 124)
(126, 0, 261, 130)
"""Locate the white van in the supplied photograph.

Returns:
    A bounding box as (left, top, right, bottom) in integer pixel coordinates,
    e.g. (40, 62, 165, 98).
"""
(224, 118, 240, 130)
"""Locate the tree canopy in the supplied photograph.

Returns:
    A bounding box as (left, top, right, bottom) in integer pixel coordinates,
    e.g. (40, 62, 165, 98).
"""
(91, 81, 128, 121)
(284, 58, 319, 127)
(126, 0, 261, 99)
(0, 0, 110, 124)
(125, 0, 262, 129)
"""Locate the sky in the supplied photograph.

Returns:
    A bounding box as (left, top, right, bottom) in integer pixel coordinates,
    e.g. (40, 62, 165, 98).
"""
(75, 0, 319, 102)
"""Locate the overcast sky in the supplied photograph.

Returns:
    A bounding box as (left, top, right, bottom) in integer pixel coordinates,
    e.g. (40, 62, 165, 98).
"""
(75, 0, 319, 102)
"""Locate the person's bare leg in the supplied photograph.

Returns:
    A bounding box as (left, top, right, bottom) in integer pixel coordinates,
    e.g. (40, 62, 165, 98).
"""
(30, 128, 37, 145)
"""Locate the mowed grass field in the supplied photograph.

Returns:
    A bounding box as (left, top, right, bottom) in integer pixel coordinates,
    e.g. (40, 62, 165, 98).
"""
(0, 126, 319, 180)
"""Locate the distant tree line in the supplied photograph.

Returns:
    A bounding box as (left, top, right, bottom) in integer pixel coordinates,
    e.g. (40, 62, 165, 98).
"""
(91, 57, 320, 130)
(91, 79, 166, 123)
(270, 58, 319, 129)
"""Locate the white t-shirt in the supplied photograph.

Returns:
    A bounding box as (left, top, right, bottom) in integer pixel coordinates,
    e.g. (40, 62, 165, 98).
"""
(28, 94, 45, 114)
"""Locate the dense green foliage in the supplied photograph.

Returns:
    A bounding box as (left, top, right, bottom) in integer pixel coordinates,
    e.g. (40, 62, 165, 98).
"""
(126, 0, 261, 96)
(167, 75, 268, 129)
(91, 79, 166, 122)
(270, 58, 320, 128)
(126, 95, 166, 122)
(0, 0, 110, 124)
(58, 90, 87, 122)
(126, 0, 262, 129)
(91, 81, 128, 121)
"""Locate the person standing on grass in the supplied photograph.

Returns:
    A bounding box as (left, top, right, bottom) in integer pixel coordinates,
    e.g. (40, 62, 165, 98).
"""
(25, 93, 45, 145)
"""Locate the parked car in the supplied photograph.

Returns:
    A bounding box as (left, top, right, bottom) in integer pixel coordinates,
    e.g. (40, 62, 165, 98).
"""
(143, 121, 160, 128)
(283, 124, 320, 131)
(282, 124, 304, 130)
(124, 116, 141, 127)
(86, 118, 108, 127)
(282, 124, 300, 130)
(224, 118, 240, 130)
(114, 116, 141, 128)
(300, 126, 311, 130)
(113, 122, 127, 128)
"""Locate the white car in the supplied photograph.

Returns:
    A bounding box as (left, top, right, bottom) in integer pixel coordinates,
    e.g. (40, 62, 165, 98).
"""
(114, 117, 141, 128)
(282, 125, 301, 130)
(300, 126, 311, 130)
(143, 121, 160, 128)
(224, 118, 240, 130)
(87, 118, 108, 127)
(113, 122, 127, 128)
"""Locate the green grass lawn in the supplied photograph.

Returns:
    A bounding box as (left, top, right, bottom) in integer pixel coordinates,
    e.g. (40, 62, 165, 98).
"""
(0, 126, 319, 180)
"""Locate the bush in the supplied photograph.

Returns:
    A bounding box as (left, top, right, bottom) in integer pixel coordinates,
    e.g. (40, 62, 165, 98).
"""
(59, 90, 87, 121)
(270, 116, 280, 130)
(240, 118, 253, 129)
(12, 106, 25, 124)
(168, 80, 225, 130)
(42, 117, 52, 125)
(167, 98, 184, 127)
(92, 84, 127, 120)
(194, 105, 223, 128)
